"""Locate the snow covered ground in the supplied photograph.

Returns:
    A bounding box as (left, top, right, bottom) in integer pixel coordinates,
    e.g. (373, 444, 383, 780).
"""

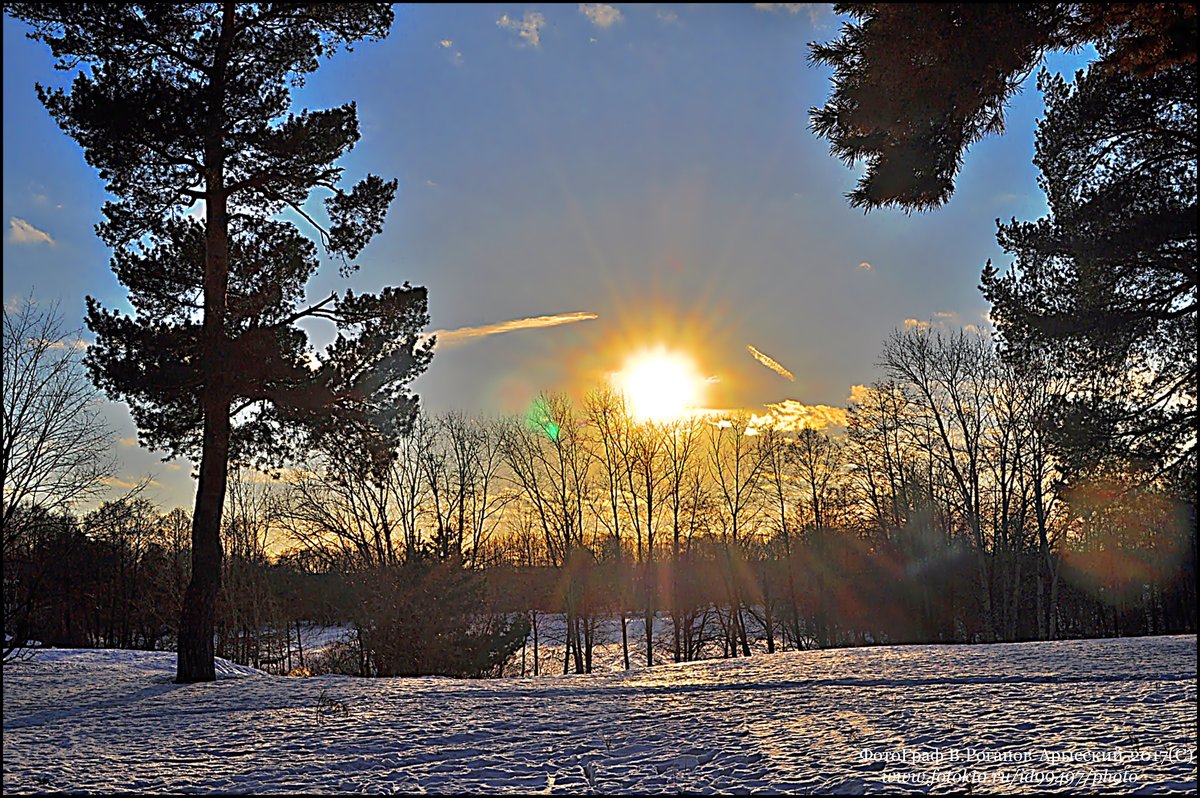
(3, 635, 1195, 794)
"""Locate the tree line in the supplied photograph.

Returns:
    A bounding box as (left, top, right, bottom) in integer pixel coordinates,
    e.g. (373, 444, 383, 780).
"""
(6, 305, 1193, 676)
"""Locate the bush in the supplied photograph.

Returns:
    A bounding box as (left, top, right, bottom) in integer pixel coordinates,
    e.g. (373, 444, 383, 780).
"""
(350, 562, 530, 678)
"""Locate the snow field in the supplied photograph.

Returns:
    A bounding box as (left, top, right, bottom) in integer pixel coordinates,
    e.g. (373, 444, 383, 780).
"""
(3, 635, 1196, 794)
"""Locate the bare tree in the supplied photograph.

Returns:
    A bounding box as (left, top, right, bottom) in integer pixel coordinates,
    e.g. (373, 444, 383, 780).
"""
(707, 413, 772, 657)
(882, 326, 998, 640)
(3, 297, 115, 659)
(501, 394, 594, 672)
(2, 297, 114, 529)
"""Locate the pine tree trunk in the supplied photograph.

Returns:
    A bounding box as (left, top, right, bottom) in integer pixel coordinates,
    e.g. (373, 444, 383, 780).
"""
(176, 404, 230, 682)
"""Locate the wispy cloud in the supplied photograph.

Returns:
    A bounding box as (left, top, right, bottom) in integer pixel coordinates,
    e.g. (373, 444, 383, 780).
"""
(752, 3, 828, 26)
(747, 344, 795, 382)
(101, 475, 159, 490)
(41, 337, 89, 351)
(656, 8, 679, 24)
(758, 399, 848, 431)
(498, 11, 546, 48)
(752, 3, 807, 12)
(425, 311, 598, 349)
(579, 3, 622, 28)
(9, 217, 54, 245)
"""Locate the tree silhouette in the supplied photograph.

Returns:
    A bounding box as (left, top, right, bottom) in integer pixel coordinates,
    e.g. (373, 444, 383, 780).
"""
(8, 4, 432, 682)
(982, 62, 1196, 491)
(809, 3, 1197, 211)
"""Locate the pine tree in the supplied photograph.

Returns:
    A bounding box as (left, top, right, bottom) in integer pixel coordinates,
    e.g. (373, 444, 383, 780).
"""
(809, 3, 1197, 211)
(7, 4, 432, 682)
(982, 61, 1196, 492)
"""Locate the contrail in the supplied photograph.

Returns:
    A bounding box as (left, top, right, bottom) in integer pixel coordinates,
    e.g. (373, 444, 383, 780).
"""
(747, 344, 795, 382)
(425, 311, 598, 349)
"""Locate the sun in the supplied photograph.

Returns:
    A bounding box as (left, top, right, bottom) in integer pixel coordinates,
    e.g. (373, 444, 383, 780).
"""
(613, 347, 706, 422)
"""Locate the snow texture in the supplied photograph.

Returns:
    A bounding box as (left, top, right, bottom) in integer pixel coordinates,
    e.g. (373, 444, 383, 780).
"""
(3, 635, 1196, 794)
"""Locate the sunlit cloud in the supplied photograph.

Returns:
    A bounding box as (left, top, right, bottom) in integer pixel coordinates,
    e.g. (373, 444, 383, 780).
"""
(747, 344, 795, 382)
(41, 337, 89, 351)
(101, 476, 159, 490)
(438, 39, 463, 64)
(498, 11, 546, 48)
(239, 466, 314, 485)
(758, 399, 849, 431)
(848, 383, 905, 406)
(847, 384, 872, 406)
(425, 311, 598, 349)
(579, 3, 622, 29)
(9, 217, 54, 245)
(858, 261, 873, 271)
(903, 318, 931, 330)
(118, 436, 140, 448)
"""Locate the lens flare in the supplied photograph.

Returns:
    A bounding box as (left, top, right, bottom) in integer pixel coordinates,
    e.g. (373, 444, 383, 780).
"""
(613, 347, 705, 422)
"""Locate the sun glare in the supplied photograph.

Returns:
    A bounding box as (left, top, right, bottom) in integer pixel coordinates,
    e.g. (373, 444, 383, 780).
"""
(614, 347, 705, 422)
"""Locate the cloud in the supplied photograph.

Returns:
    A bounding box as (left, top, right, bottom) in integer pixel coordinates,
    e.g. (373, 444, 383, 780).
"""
(847, 384, 872, 406)
(9, 217, 54, 245)
(498, 11, 546, 47)
(857, 261, 873, 271)
(579, 3, 622, 28)
(438, 39, 463, 63)
(753, 3, 806, 12)
(425, 311, 598, 349)
(747, 344, 795, 382)
(903, 318, 931, 330)
(759, 399, 849, 431)
(101, 475, 159, 490)
(42, 337, 89, 351)
(656, 8, 678, 24)
(848, 383, 905, 407)
(752, 3, 829, 26)
(118, 436, 140, 448)
(239, 466, 314, 485)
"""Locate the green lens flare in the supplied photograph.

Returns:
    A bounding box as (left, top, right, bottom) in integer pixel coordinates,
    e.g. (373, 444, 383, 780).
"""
(526, 398, 560, 441)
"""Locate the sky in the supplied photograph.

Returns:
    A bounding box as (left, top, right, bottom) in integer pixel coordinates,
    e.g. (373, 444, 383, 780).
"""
(2, 4, 1091, 512)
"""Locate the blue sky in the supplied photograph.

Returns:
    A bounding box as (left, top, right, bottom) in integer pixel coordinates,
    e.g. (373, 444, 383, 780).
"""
(2, 4, 1090, 510)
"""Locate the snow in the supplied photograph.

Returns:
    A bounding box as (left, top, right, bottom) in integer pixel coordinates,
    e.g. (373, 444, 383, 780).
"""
(3, 635, 1196, 794)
